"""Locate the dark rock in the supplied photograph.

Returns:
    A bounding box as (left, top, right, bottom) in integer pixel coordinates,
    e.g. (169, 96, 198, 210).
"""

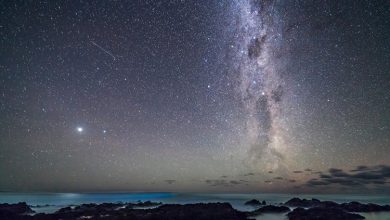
(55, 206, 72, 213)
(285, 198, 390, 213)
(244, 199, 261, 206)
(284, 198, 321, 207)
(0, 203, 34, 220)
(251, 205, 290, 215)
(2, 199, 389, 220)
(340, 202, 390, 212)
(287, 207, 365, 220)
(142, 203, 247, 220)
(0, 202, 34, 214)
(3, 202, 247, 220)
(127, 200, 162, 208)
(261, 200, 266, 205)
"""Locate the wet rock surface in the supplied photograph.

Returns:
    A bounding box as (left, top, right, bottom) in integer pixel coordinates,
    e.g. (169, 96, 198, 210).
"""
(0, 202, 247, 220)
(1, 198, 389, 220)
(287, 207, 365, 220)
(284, 197, 390, 212)
(250, 205, 290, 215)
(0, 202, 35, 220)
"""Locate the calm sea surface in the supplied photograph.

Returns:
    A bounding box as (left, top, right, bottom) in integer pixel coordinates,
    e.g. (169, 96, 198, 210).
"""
(0, 192, 389, 220)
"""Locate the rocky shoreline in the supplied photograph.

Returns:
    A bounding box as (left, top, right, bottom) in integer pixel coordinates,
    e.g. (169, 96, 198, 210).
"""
(1, 198, 389, 220)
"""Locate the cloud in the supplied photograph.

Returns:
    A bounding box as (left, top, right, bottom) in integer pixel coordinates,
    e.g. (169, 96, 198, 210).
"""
(293, 170, 303, 174)
(304, 165, 390, 188)
(306, 179, 331, 187)
(165, 180, 176, 184)
(328, 168, 349, 177)
(329, 168, 343, 173)
(350, 165, 369, 172)
(205, 179, 245, 187)
(274, 177, 283, 180)
(230, 180, 241, 185)
(319, 174, 332, 179)
(243, 172, 255, 176)
(325, 178, 361, 186)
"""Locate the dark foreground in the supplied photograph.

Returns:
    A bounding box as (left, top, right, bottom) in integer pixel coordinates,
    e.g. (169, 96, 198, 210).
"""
(1, 198, 390, 220)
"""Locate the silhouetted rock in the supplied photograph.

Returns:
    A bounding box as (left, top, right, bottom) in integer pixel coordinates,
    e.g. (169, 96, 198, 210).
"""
(1, 202, 247, 220)
(127, 200, 162, 208)
(284, 198, 321, 207)
(0, 203, 34, 220)
(244, 199, 267, 207)
(287, 207, 365, 220)
(244, 199, 261, 206)
(284, 198, 390, 213)
(340, 201, 390, 212)
(140, 203, 247, 220)
(249, 205, 290, 216)
(55, 206, 72, 213)
(1, 199, 389, 220)
(0, 202, 34, 214)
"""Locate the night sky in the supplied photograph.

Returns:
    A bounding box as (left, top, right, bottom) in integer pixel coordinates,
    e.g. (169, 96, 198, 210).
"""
(1, 0, 389, 193)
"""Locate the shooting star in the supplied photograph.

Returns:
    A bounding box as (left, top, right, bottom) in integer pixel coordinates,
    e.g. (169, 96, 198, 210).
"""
(90, 41, 116, 61)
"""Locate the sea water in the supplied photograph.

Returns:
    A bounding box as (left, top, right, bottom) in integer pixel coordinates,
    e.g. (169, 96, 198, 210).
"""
(0, 192, 389, 220)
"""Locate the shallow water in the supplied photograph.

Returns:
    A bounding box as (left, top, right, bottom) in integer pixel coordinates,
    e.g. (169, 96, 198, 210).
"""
(359, 212, 390, 220)
(0, 192, 389, 220)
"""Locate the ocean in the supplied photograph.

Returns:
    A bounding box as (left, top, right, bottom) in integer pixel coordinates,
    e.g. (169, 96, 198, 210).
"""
(0, 192, 389, 220)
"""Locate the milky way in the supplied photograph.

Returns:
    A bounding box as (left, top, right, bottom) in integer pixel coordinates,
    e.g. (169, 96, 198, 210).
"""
(0, 0, 389, 193)
(232, 0, 288, 171)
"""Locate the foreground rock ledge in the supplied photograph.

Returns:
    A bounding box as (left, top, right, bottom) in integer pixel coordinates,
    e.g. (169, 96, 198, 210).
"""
(287, 207, 365, 220)
(284, 197, 390, 212)
(1, 199, 390, 220)
(1, 202, 247, 220)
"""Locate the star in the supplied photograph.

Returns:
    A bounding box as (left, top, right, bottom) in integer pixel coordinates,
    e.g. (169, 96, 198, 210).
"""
(76, 127, 83, 133)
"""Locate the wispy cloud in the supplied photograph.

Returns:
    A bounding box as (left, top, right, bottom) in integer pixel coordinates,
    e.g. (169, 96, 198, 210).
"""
(305, 165, 390, 188)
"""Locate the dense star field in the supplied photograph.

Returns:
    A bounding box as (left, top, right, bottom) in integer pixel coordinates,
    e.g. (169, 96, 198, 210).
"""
(0, 1, 389, 193)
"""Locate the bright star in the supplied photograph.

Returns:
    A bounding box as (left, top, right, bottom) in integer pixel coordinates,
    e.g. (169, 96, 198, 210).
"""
(76, 127, 83, 133)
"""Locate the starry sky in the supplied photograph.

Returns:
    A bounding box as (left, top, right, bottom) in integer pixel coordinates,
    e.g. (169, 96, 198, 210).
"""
(1, 0, 389, 193)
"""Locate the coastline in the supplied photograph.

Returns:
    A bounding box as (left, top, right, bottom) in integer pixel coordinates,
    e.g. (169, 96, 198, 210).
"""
(1, 193, 389, 220)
